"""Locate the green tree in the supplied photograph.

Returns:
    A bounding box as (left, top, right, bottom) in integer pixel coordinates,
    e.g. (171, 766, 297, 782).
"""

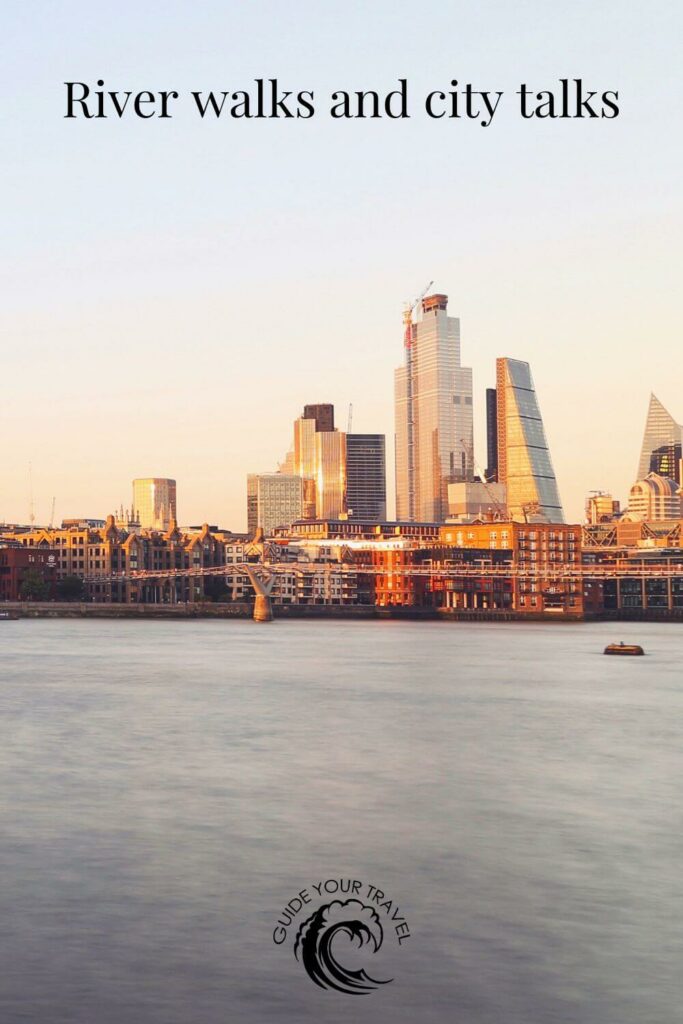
(56, 575, 85, 601)
(19, 568, 49, 601)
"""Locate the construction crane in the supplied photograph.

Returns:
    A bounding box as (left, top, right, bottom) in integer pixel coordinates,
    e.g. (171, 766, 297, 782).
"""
(403, 279, 434, 338)
(28, 462, 35, 526)
(459, 438, 506, 520)
(49, 497, 56, 529)
(347, 403, 353, 433)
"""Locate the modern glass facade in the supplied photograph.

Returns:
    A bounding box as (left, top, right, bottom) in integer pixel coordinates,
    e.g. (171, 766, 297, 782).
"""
(346, 434, 386, 521)
(132, 478, 177, 531)
(637, 394, 682, 481)
(315, 430, 346, 519)
(395, 293, 473, 522)
(649, 442, 682, 485)
(496, 358, 564, 523)
(247, 473, 303, 535)
(485, 387, 498, 482)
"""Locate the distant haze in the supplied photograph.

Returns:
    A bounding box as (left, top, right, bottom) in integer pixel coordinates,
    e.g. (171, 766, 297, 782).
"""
(2, 1, 681, 528)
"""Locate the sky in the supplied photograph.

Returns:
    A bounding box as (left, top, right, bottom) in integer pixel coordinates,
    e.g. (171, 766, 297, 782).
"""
(1, 0, 682, 529)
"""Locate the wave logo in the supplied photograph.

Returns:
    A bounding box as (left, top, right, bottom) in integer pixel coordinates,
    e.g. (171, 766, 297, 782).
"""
(273, 879, 410, 997)
(294, 899, 392, 995)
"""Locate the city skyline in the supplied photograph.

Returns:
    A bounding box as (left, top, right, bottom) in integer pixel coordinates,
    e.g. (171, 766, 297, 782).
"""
(1, 320, 680, 530)
(2, 2, 681, 530)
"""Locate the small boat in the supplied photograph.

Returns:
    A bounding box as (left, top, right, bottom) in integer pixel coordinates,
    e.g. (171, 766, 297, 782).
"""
(0, 611, 19, 620)
(604, 642, 644, 656)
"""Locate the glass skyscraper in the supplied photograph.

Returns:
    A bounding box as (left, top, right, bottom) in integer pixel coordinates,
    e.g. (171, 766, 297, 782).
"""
(496, 358, 564, 523)
(395, 293, 473, 522)
(132, 478, 177, 530)
(637, 394, 682, 481)
(346, 434, 386, 521)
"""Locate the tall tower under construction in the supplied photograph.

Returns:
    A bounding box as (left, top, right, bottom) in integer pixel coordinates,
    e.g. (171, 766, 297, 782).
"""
(395, 292, 473, 522)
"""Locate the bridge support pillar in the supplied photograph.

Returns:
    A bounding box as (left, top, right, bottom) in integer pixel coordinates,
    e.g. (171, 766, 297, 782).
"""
(244, 567, 276, 623)
(253, 594, 273, 622)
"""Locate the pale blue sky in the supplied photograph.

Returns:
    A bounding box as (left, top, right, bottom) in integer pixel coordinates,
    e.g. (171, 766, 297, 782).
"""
(2, 0, 681, 527)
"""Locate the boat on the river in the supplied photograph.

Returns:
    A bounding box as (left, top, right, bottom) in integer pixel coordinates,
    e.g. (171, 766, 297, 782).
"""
(604, 642, 644, 656)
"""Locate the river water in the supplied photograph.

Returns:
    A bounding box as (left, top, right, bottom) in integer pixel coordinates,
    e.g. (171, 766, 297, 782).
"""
(0, 619, 681, 1023)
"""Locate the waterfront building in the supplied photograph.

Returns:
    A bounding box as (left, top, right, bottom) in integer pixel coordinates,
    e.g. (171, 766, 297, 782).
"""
(345, 434, 386, 521)
(395, 292, 474, 523)
(0, 544, 57, 600)
(637, 394, 682, 482)
(247, 473, 303, 536)
(585, 492, 621, 525)
(485, 387, 498, 482)
(132, 478, 177, 531)
(439, 520, 582, 614)
(446, 481, 507, 522)
(495, 358, 564, 523)
(627, 473, 683, 522)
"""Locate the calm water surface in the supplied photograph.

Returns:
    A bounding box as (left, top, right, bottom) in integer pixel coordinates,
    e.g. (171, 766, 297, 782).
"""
(0, 619, 681, 1023)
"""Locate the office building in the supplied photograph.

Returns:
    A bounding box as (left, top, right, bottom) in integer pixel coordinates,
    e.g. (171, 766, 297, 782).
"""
(303, 404, 335, 432)
(247, 473, 303, 536)
(132, 478, 177, 530)
(649, 442, 682, 486)
(315, 430, 346, 519)
(628, 473, 682, 522)
(446, 481, 507, 522)
(496, 358, 564, 523)
(637, 394, 682, 481)
(585, 492, 621, 525)
(345, 434, 386, 521)
(291, 405, 346, 520)
(485, 387, 498, 482)
(395, 292, 473, 522)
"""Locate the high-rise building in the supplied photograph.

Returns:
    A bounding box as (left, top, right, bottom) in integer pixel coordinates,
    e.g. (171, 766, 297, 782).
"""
(292, 405, 346, 519)
(496, 358, 564, 523)
(247, 473, 303, 535)
(485, 387, 498, 482)
(395, 292, 473, 522)
(303, 404, 335, 432)
(649, 442, 682, 485)
(315, 430, 346, 519)
(132, 478, 177, 530)
(628, 473, 682, 521)
(346, 434, 386, 521)
(637, 394, 682, 481)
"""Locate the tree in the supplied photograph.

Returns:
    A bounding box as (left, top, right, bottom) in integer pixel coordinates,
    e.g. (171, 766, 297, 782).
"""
(56, 575, 85, 601)
(19, 568, 49, 601)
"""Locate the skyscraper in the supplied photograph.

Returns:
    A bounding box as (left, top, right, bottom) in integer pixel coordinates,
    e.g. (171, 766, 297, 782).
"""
(637, 394, 682, 481)
(395, 292, 473, 522)
(247, 473, 303, 535)
(346, 434, 386, 521)
(496, 358, 564, 523)
(292, 405, 346, 519)
(485, 387, 498, 482)
(315, 430, 346, 519)
(132, 478, 177, 530)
